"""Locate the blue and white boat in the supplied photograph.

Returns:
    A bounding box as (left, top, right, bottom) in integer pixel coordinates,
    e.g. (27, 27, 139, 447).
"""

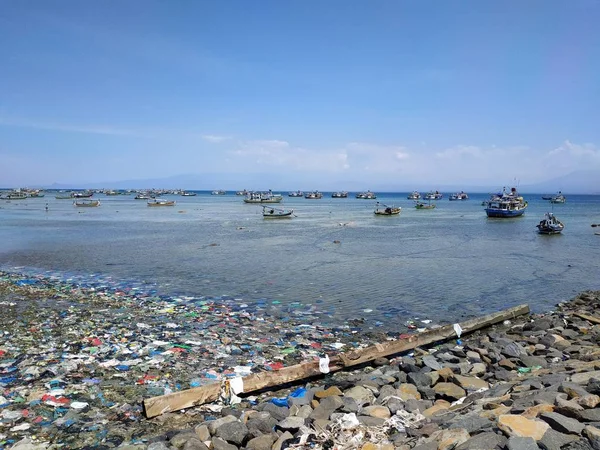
(484, 187, 528, 218)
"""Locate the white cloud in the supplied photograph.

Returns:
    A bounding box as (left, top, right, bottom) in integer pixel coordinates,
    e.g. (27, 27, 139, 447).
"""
(201, 135, 232, 143)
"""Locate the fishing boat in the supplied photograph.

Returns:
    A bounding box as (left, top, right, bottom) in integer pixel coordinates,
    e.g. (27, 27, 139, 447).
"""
(55, 193, 73, 199)
(541, 195, 553, 200)
(181, 191, 197, 196)
(4, 192, 27, 200)
(407, 191, 421, 200)
(74, 199, 100, 207)
(549, 192, 566, 204)
(304, 191, 323, 199)
(135, 193, 152, 200)
(536, 212, 564, 235)
(484, 187, 527, 218)
(288, 191, 304, 197)
(262, 206, 294, 219)
(147, 199, 176, 207)
(356, 191, 377, 199)
(243, 191, 283, 203)
(374, 202, 401, 216)
(331, 191, 348, 198)
(425, 191, 443, 200)
(236, 190, 249, 196)
(211, 190, 227, 195)
(72, 191, 94, 198)
(415, 200, 436, 210)
(449, 192, 469, 201)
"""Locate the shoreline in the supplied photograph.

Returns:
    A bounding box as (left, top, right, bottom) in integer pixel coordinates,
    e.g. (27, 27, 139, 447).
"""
(2, 271, 600, 449)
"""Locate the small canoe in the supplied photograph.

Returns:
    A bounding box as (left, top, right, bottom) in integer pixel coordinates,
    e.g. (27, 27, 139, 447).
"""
(148, 199, 176, 207)
(262, 206, 294, 219)
(74, 200, 100, 207)
(415, 202, 436, 210)
(374, 203, 401, 216)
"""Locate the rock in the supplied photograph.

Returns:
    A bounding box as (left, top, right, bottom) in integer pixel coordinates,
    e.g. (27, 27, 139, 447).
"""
(453, 375, 489, 391)
(506, 436, 540, 450)
(423, 400, 451, 417)
(503, 342, 527, 358)
(246, 414, 278, 436)
(583, 425, 600, 450)
(215, 420, 248, 446)
(519, 355, 548, 369)
(245, 433, 277, 450)
(194, 424, 210, 441)
(182, 439, 210, 450)
(413, 443, 438, 450)
(498, 414, 550, 440)
(573, 372, 600, 384)
(148, 443, 170, 450)
(206, 415, 238, 434)
(538, 428, 580, 450)
(271, 431, 294, 450)
(499, 359, 518, 370)
(434, 382, 466, 400)
(455, 431, 507, 450)
(276, 416, 305, 430)
(170, 431, 201, 448)
(361, 405, 391, 419)
(422, 355, 443, 371)
(562, 382, 595, 398)
(540, 412, 585, 435)
(436, 367, 455, 381)
(211, 437, 238, 450)
(470, 363, 487, 376)
(314, 386, 343, 398)
(578, 408, 600, 422)
(448, 413, 492, 433)
(361, 443, 394, 450)
(408, 372, 432, 388)
(397, 383, 422, 400)
(578, 395, 600, 409)
(522, 403, 554, 419)
(428, 428, 470, 450)
(344, 385, 375, 406)
(357, 415, 386, 426)
(261, 403, 289, 421)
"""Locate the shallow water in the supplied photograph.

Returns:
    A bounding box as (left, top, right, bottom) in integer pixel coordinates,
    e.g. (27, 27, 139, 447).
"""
(1, 191, 599, 328)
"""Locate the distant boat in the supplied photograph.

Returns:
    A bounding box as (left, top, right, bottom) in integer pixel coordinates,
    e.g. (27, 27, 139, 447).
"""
(55, 193, 73, 199)
(147, 199, 176, 207)
(243, 192, 283, 204)
(449, 192, 469, 201)
(331, 191, 348, 198)
(484, 187, 527, 218)
(536, 212, 564, 235)
(135, 193, 152, 200)
(407, 191, 421, 200)
(415, 200, 436, 210)
(181, 191, 197, 196)
(549, 192, 566, 204)
(304, 191, 323, 199)
(425, 191, 443, 200)
(72, 191, 94, 198)
(288, 191, 304, 197)
(374, 202, 401, 216)
(211, 190, 227, 195)
(105, 190, 121, 196)
(262, 206, 294, 219)
(4, 192, 27, 200)
(236, 190, 249, 196)
(356, 191, 377, 199)
(74, 199, 100, 207)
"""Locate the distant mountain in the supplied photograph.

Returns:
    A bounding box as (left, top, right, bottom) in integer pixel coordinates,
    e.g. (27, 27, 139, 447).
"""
(36, 170, 598, 194)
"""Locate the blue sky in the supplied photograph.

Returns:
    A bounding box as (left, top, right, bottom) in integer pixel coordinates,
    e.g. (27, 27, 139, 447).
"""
(1, 1, 599, 189)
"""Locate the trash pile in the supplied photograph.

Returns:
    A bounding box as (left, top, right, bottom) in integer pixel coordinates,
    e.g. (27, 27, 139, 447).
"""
(0, 270, 432, 449)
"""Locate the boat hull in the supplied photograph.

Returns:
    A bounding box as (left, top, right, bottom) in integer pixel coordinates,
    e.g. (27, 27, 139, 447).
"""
(485, 208, 526, 218)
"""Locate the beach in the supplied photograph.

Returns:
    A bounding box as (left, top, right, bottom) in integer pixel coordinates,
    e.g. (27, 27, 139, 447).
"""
(3, 271, 600, 449)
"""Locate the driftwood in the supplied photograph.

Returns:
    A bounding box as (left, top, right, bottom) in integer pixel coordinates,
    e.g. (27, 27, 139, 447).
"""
(573, 312, 600, 325)
(143, 304, 529, 418)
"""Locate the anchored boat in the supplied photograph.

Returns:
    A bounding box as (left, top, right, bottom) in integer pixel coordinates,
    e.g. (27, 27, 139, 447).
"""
(374, 202, 401, 216)
(262, 206, 294, 219)
(484, 187, 527, 218)
(536, 212, 564, 235)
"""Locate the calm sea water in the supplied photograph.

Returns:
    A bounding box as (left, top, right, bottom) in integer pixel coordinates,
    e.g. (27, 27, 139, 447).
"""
(1, 191, 599, 329)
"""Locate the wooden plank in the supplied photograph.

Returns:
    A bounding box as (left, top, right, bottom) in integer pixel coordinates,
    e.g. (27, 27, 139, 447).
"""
(143, 304, 529, 418)
(573, 312, 600, 325)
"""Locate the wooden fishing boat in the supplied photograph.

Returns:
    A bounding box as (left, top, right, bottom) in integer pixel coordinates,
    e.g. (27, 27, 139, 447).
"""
(262, 206, 294, 219)
(356, 191, 376, 199)
(72, 191, 94, 198)
(374, 202, 401, 216)
(536, 212, 564, 235)
(331, 191, 348, 198)
(74, 199, 100, 207)
(549, 192, 566, 204)
(147, 199, 176, 207)
(243, 192, 283, 203)
(407, 191, 421, 200)
(415, 202, 436, 210)
(304, 191, 323, 199)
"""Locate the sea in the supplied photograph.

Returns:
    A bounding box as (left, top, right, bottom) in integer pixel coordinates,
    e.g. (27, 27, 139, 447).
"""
(1, 191, 599, 330)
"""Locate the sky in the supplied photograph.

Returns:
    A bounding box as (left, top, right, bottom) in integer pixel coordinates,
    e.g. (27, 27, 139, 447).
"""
(1, 1, 599, 190)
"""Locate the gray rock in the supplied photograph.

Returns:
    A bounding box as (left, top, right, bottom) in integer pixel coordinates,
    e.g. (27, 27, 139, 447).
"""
(587, 379, 600, 395)
(578, 408, 600, 422)
(211, 437, 237, 450)
(340, 396, 359, 413)
(170, 431, 201, 448)
(215, 421, 248, 446)
(245, 433, 277, 450)
(422, 355, 443, 371)
(560, 382, 592, 398)
(206, 415, 238, 434)
(408, 372, 432, 388)
(147, 443, 170, 450)
(276, 416, 305, 431)
(246, 414, 277, 436)
(506, 436, 540, 450)
(561, 440, 595, 450)
(455, 431, 507, 450)
(182, 439, 210, 450)
(503, 342, 527, 358)
(539, 428, 579, 450)
(540, 412, 585, 435)
(319, 395, 344, 411)
(357, 415, 386, 426)
(343, 385, 374, 406)
(261, 403, 289, 421)
(271, 431, 294, 450)
(413, 443, 439, 450)
(448, 413, 492, 433)
(519, 355, 549, 369)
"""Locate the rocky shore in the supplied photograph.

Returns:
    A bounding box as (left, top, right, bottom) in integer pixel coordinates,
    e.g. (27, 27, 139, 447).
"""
(2, 272, 600, 449)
